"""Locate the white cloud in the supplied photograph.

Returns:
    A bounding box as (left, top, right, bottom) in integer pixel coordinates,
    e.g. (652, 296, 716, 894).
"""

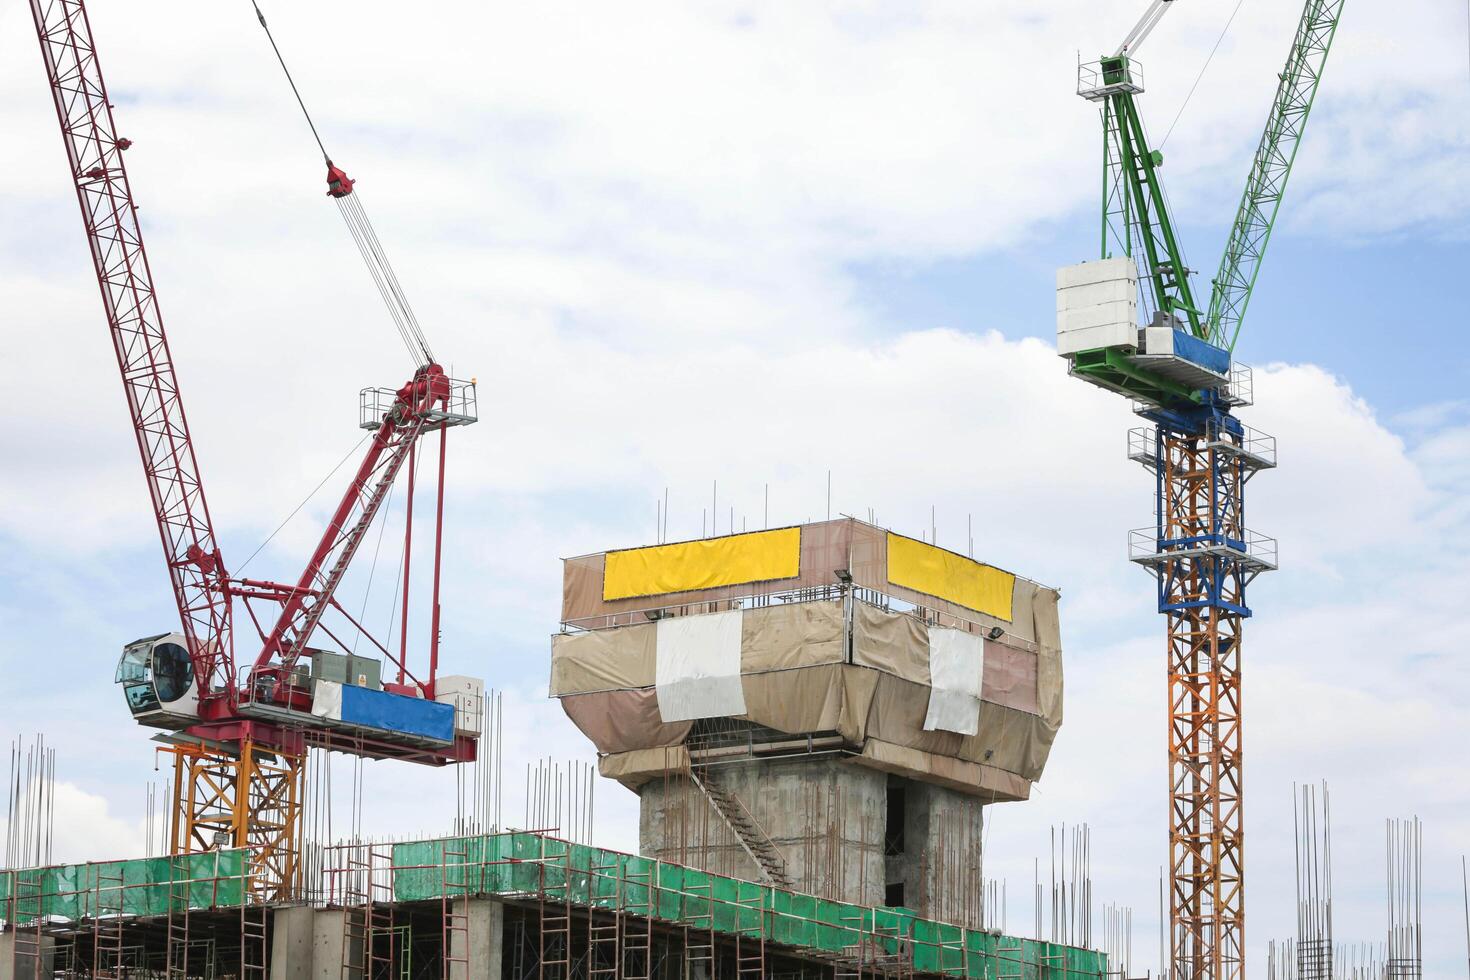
(0, 781, 148, 866)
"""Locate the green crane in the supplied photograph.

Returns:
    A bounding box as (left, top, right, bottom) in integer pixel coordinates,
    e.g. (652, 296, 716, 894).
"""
(1055, 2, 1345, 979)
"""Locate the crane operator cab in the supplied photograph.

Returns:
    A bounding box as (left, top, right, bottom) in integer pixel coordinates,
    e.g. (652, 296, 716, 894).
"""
(116, 633, 200, 727)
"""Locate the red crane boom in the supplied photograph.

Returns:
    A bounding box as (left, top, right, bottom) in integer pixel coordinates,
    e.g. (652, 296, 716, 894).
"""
(31, 0, 235, 699)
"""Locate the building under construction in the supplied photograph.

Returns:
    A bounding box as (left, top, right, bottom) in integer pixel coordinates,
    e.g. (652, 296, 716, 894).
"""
(0, 519, 1107, 979)
(0, 828, 1107, 980)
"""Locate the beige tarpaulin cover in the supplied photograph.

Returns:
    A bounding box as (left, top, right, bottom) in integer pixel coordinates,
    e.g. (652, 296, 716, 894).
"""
(737, 664, 877, 744)
(552, 600, 1033, 706)
(598, 739, 1033, 802)
(560, 689, 692, 754)
(1032, 587, 1064, 730)
(857, 739, 1032, 801)
(852, 602, 929, 682)
(598, 745, 692, 787)
(742, 601, 845, 671)
(552, 550, 1064, 796)
(566, 663, 1055, 792)
(550, 625, 656, 695)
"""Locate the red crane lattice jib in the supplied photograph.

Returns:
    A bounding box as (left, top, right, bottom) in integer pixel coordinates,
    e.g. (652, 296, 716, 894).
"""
(251, 364, 452, 692)
(31, 0, 235, 699)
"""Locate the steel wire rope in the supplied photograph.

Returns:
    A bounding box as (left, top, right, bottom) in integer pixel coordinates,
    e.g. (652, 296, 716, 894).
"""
(378, 436, 422, 670)
(348, 478, 397, 657)
(1160, 0, 1248, 147)
(340, 192, 433, 362)
(335, 194, 434, 365)
(249, 0, 434, 367)
(249, 0, 327, 161)
(235, 433, 371, 575)
(335, 195, 423, 364)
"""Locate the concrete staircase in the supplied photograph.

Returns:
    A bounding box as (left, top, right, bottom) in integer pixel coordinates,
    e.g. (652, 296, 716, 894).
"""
(689, 767, 793, 888)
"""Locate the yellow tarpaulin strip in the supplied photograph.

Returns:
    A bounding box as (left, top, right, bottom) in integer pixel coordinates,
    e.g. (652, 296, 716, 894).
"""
(886, 532, 1015, 621)
(603, 527, 802, 601)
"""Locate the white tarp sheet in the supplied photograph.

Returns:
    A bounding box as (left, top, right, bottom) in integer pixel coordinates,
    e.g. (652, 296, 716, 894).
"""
(655, 610, 746, 722)
(922, 627, 984, 735)
(310, 679, 344, 721)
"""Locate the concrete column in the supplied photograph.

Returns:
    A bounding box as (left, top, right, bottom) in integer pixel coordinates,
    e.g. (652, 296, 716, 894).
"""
(0, 931, 55, 980)
(639, 757, 886, 905)
(269, 905, 317, 980)
(449, 897, 504, 980)
(313, 908, 362, 980)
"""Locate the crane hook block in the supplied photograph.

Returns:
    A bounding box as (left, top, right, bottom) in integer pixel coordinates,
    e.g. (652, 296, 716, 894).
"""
(325, 161, 355, 198)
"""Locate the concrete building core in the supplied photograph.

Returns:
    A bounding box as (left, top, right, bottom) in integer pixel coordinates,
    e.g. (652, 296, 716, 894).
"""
(552, 518, 1064, 930)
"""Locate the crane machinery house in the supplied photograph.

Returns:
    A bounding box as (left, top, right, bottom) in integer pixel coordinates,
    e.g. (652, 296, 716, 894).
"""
(550, 518, 1063, 922)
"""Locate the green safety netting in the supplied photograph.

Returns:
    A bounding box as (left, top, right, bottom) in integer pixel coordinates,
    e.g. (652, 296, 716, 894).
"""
(392, 832, 1108, 979)
(0, 849, 248, 925)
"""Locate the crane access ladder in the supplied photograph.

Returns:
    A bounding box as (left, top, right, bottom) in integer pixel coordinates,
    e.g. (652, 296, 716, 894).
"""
(688, 766, 793, 888)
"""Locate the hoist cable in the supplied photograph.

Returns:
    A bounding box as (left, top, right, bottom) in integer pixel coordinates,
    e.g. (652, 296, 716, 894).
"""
(336, 196, 423, 363)
(249, 0, 328, 162)
(248, 1, 436, 368)
(340, 193, 434, 362)
(1160, 0, 1248, 148)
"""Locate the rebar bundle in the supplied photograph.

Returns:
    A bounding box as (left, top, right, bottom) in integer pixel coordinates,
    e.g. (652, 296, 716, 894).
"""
(1385, 817, 1422, 979)
(1294, 782, 1334, 979)
(3, 733, 56, 869)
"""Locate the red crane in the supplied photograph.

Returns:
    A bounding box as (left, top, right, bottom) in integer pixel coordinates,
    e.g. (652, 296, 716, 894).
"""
(28, 0, 480, 898)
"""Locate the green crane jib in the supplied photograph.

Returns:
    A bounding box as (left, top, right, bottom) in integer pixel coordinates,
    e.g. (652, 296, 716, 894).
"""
(1209, 0, 1345, 353)
(1062, 0, 1345, 407)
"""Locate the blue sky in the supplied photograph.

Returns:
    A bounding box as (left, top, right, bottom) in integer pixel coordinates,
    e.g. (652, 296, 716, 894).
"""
(2, 0, 1468, 975)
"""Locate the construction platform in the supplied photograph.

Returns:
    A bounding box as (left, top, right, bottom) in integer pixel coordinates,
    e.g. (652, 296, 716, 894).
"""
(1, 830, 1108, 980)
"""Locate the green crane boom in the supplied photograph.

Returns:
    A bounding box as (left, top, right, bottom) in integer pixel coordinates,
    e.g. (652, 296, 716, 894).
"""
(1207, 0, 1346, 352)
(1101, 73, 1207, 340)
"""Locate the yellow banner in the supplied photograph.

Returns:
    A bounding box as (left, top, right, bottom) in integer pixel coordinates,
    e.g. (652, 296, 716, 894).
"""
(603, 528, 802, 601)
(886, 533, 1015, 621)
